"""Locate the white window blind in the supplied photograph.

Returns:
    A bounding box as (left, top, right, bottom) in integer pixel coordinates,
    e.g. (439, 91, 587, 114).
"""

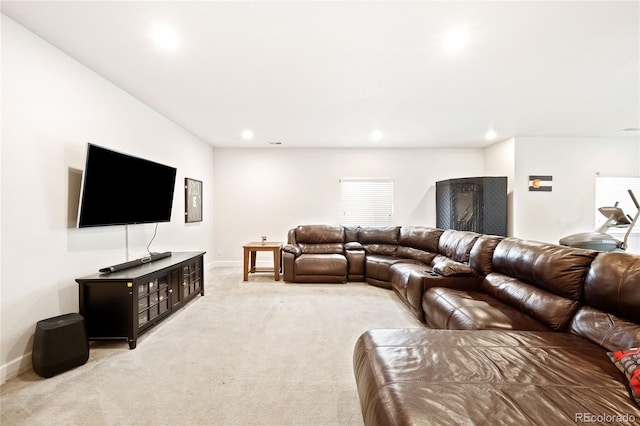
(340, 179, 394, 226)
(595, 175, 640, 234)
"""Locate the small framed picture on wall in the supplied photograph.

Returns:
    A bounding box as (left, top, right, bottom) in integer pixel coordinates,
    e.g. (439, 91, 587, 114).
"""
(185, 178, 203, 223)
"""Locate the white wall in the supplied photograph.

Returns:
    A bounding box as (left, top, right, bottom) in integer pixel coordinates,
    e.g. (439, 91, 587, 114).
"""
(212, 147, 484, 265)
(513, 137, 640, 251)
(1, 16, 214, 383)
(484, 138, 515, 236)
(212, 139, 640, 266)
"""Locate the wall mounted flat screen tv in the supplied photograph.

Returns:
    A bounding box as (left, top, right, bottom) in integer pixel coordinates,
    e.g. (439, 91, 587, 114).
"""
(78, 143, 177, 228)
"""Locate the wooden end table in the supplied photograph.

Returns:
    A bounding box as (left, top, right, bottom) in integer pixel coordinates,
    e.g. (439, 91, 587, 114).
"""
(243, 242, 283, 281)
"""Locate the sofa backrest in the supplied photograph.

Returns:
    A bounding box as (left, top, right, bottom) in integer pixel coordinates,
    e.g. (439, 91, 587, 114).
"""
(481, 238, 598, 331)
(568, 252, 640, 350)
(582, 252, 640, 323)
(396, 226, 443, 264)
(358, 226, 400, 256)
(492, 238, 596, 299)
(469, 235, 503, 275)
(294, 224, 345, 254)
(437, 230, 481, 263)
(344, 226, 360, 243)
(398, 226, 442, 251)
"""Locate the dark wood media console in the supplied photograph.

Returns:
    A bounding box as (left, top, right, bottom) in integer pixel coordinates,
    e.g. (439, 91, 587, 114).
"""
(76, 251, 205, 349)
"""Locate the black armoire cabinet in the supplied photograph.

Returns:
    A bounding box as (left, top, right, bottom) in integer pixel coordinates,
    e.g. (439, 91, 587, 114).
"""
(436, 176, 507, 236)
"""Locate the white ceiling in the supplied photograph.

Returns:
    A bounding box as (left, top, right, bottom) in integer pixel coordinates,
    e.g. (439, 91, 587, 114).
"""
(2, 1, 639, 148)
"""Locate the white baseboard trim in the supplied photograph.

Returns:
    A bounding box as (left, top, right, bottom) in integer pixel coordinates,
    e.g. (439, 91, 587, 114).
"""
(210, 260, 242, 268)
(204, 260, 221, 270)
(209, 260, 279, 269)
(1, 352, 32, 385)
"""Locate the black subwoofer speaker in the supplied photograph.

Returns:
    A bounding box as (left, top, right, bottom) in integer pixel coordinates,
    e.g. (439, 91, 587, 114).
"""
(32, 313, 89, 378)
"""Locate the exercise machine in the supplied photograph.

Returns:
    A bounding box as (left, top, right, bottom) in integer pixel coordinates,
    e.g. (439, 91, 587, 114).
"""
(559, 189, 639, 251)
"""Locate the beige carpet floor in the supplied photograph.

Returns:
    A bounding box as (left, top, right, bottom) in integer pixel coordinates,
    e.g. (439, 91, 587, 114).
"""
(1, 267, 423, 426)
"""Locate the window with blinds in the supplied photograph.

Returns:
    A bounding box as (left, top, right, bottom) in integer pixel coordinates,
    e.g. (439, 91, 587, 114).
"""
(339, 179, 394, 226)
(595, 175, 640, 233)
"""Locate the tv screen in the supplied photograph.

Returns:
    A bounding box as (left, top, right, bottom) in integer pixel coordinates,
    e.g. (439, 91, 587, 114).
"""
(78, 144, 177, 228)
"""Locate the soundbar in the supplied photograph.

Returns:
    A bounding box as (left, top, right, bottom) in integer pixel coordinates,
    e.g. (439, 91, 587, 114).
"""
(99, 251, 172, 273)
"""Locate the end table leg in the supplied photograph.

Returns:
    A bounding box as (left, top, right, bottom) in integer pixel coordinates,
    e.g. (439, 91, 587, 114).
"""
(250, 250, 257, 273)
(243, 247, 249, 281)
(274, 248, 281, 281)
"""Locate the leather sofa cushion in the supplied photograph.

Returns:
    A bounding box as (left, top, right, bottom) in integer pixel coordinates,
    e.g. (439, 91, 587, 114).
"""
(395, 246, 436, 265)
(480, 272, 581, 331)
(366, 255, 419, 282)
(398, 226, 442, 252)
(353, 329, 640, 426)
(294, 254, 347, 276)
(358, 226, 400, 245)
(363, 244, 397, 256)
(295, 224, 344, 244)
(423, 287, 549, 331)
(569, 306, 640, 352)
(582, 252, 640, 324)
(492, 238, 597, 300)
(437, 229, 480, 263)
(298, 242, 343, 255)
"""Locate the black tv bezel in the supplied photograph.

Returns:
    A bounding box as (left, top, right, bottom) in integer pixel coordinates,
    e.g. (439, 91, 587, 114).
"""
(77, 143, 178, 228)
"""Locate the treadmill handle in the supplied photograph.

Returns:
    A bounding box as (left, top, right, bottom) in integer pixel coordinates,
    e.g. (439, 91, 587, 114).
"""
(629, 189, 640, 209)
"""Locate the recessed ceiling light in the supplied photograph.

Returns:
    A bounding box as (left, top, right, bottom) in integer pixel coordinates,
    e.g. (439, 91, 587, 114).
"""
(442, 27, 470, 52)
(485, 129, 497, 140)
(370, 129, 384, 142)
(241, 129, 254, 140)
(151, 24, 180, 50)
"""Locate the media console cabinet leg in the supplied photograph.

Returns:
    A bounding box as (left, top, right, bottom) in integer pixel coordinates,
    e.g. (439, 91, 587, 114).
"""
(76, 251, 205, 349)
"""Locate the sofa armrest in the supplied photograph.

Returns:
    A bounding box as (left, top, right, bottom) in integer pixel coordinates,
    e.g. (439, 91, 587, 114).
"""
(282, 251, 296, 282)
(345, 245, 366, 281)
(432, 259, 478, 277)
(345, 241, 364, 251)
(282, 244, 302, 257)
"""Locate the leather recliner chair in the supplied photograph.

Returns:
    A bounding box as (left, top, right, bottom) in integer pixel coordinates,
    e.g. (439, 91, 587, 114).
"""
(282, 224, 348, 283)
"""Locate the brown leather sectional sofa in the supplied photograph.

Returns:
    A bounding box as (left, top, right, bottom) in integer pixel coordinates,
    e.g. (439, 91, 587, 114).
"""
(283, 224, 640, 424)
